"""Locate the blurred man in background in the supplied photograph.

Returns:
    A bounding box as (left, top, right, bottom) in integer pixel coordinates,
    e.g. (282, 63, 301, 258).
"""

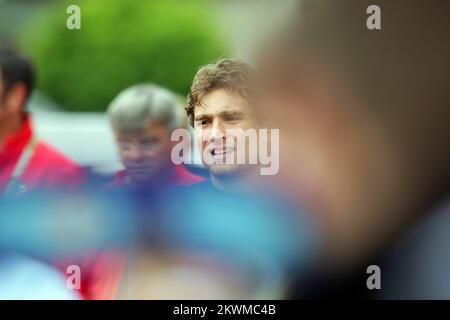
(107, 83, 202, 191)
(0, 47, 85, 299)
(257, 0, 450, 298)
(71, 84, 203, 300)
(0, 47, 84, 197)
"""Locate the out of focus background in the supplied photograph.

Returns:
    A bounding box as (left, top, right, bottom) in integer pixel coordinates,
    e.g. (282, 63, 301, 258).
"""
(0, 0, 295, 175)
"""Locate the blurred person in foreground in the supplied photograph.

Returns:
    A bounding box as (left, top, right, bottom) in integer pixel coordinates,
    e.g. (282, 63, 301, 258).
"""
(256, 0, 450, 298)
(107, 83, 202, 191)
(0, 48, 84, 197)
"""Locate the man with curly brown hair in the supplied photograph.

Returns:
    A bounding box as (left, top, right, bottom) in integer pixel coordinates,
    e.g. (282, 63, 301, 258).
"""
(186, 58, 262, 191)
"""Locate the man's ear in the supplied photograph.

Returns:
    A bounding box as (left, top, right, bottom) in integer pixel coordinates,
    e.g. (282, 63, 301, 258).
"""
(4, 83, 27, 114)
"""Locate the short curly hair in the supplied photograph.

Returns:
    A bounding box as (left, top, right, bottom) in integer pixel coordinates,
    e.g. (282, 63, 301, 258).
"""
(186, 58, 255, 127)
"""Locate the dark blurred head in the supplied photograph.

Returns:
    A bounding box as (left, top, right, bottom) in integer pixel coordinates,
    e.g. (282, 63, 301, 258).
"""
(0, 48, 35, 114)
(257, 0, 450, 267)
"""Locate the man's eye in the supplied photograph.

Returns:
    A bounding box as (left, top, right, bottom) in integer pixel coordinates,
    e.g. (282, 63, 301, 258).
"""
(120, 143, 133, 150)
(196, 119, 210, 126)
(142, 137, 158, 144)
(141, 141, 158, 149)
(225, 115, 243, 122)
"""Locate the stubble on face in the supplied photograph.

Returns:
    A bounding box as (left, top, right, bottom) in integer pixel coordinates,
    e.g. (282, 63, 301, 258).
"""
(194, 89, 257, 179)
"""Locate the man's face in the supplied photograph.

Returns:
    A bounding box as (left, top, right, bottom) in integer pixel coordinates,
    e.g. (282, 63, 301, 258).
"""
(194, 88, 256, 177)
(0, 74, 5, 118)
(0, 72, 26, 125)
(0, 75, 13, 131)
(114, 120, 174, 184)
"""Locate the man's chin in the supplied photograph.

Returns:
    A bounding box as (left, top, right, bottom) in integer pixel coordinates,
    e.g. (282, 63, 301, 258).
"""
(207, 164, 244, 178)
(128, 172, 156, 185)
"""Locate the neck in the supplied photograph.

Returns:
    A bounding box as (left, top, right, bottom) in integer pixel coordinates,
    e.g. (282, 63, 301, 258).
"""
(130, 163, 176, 189)
(210, 168, 257, 194)
(0, 112, 24, 149)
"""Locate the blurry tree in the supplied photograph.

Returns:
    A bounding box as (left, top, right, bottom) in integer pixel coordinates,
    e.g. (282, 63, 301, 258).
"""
(20, 0, 227, 112)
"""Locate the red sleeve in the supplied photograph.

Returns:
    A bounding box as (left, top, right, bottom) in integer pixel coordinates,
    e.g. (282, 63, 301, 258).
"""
(22, 142, 86, 189)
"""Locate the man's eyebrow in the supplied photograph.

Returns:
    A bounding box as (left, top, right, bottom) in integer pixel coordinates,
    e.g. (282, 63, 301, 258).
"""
(194, 114, 210, 120)
(221, 110, 244, 116)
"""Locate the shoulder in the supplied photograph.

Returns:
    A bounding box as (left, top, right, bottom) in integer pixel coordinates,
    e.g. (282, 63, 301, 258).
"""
(105, 170, 128, 190)
(24, 141, 85, 187)
(173, 165, 204, 186)
(33, 142, 80, 169)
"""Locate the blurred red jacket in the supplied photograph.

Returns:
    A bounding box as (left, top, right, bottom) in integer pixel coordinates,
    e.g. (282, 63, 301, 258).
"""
(1, 114, 86, 299)
(0, 114, 85, 194)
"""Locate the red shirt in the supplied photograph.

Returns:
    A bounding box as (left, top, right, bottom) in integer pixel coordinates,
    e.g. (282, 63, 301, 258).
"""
(108, 165, 203, 189)
(1, 115, 86, 298)
(0, 115, 84, 192)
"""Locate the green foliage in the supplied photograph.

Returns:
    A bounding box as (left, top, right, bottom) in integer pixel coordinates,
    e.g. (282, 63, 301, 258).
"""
(20, 0, 227, 112)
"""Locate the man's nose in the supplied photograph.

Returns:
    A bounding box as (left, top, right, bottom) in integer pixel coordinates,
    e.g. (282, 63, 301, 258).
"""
(128, 146, 144, 161)
(208, 120, 225, 143)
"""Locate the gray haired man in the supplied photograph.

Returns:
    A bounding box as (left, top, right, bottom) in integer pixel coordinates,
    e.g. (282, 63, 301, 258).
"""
(107, 83, 202, 189)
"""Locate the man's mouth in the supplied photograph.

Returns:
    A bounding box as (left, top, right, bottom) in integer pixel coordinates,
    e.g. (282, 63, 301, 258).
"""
(128, 166, 153, 173)
(210, 146, 234, 159)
